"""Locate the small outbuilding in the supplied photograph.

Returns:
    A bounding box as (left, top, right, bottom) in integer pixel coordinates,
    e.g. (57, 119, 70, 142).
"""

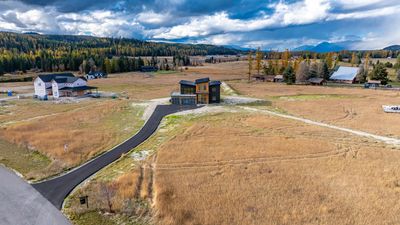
(308, 77, 326, 85)
(274, 75, 284, 83)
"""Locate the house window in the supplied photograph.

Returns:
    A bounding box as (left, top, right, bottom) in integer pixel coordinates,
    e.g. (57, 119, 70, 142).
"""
(212, 87, 216, 92)
(212, 96, 217, 101)
(38, 82, 41, 86)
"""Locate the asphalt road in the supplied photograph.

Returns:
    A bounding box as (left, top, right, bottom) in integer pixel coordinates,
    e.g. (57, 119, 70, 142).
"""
(32, 104, 199, 209)
(0, 166, 71, 225)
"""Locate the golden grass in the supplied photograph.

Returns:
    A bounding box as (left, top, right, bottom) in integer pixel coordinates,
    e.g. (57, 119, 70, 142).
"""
(89, 61, 247, 100)
(228, 80, 400, 138)
(0, 99, 144, 180)
(152, 113, 400, 225)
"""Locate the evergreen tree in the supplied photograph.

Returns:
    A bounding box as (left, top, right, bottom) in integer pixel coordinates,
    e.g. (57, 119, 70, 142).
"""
(370, 63, 389, 84)
(248, 51, 253, 81)
(283, 65, 295, 84)
(320, 61, 330, 79)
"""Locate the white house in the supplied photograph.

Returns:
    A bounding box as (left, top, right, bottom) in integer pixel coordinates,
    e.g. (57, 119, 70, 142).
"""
(34, 73, 96, 99)
(330, 66, 360, 84)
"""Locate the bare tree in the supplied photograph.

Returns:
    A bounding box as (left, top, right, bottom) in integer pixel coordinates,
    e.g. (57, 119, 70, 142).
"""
(296, 61, 309, 83)
(99, 182, 117, 213)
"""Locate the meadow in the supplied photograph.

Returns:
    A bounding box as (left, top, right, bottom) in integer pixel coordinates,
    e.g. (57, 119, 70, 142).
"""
(2, 60, 400, 224)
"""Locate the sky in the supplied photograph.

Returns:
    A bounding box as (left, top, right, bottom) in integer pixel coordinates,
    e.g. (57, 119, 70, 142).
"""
(0, 0, 399, 50)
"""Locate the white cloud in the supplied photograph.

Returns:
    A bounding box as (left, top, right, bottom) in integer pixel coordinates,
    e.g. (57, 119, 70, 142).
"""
(335, 0, 388, 9)
(328, 5, 400, 20)
(153, 0, 331, 39)
(137, 11, 173, 25)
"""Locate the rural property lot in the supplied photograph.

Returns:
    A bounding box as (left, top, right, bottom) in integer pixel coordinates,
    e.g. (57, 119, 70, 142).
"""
(228, 81, 400, 138)
(152, 113, 400, 225)
(67, 111, 400, 225)
(61, 61, 400, 225)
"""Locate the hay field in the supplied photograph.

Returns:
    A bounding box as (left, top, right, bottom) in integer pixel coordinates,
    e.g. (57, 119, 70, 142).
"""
(151, 113, 400, 225)
(0, 99, 144, 180)
(65, 111, 400, 225)
(89, 61, 247, 100)
(228, 81, 400, 138)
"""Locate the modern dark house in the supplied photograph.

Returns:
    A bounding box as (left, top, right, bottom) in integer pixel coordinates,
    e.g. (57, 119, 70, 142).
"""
(171, 77, 221, 105)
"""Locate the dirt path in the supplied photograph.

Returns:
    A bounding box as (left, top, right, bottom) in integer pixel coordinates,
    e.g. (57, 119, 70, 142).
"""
(240, 106, 400, 146)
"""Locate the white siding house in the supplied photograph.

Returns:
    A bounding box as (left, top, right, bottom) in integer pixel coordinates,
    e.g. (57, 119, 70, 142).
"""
(34, 73, 96, 100)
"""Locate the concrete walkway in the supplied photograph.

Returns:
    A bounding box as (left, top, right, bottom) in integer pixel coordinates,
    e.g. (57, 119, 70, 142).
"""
(0, 166, 71, 225)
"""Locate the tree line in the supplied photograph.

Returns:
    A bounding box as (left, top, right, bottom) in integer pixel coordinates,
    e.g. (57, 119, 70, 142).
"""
(249, 49, 400, 85)
(0, 32, 241, 75)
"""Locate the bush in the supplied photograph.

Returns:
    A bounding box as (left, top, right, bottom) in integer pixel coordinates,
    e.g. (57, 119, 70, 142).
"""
(385, 62, 393, 68)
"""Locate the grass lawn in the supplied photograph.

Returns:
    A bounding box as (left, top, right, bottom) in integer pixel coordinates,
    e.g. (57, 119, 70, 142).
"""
(0, 139, 50, 176)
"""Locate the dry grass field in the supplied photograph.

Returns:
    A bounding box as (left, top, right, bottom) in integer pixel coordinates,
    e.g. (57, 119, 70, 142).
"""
(89, 61, 247, 100)
(65, 111, 400, 225)
(228, 81, 400, 138)
(0, 99, 145, 180)
(62, 61, 400, 225)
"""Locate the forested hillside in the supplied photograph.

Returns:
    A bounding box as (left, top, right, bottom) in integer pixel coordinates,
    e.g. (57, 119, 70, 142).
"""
(0, 32, 241, 74)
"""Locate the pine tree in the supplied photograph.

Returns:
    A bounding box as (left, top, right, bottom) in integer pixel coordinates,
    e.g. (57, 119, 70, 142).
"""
(370, 62, 389, 84)
(283, 65, 295, 84)
(325, 52, 333, 69)
(248, 51, 253, 81)
(321, 62, 330, 80)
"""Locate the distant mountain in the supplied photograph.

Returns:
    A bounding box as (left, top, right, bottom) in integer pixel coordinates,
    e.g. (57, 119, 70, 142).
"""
(223, 45, 254, 51)
(293, 42, 345, 53)
(383, 45, 400, 51)
(292, 45, 315, 51)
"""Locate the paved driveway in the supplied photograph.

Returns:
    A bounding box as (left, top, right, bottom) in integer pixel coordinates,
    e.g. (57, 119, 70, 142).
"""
(33, 104, 199, 209)
(0, 166, 71, 225)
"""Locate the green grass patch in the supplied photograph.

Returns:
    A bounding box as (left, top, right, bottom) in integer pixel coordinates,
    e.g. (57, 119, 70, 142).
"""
(237, 100, 272, 107)
(0, 139, 50, 179)
(155, 70, 180, 75)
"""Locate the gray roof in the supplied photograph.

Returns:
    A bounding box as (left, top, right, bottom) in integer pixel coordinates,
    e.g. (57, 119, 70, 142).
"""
(330, 66, 359, 81)
(52, 76, 81, 84)
(179, 80, 195, 86)
(195, 77, 210, 84)
(37, 73, 75, 82)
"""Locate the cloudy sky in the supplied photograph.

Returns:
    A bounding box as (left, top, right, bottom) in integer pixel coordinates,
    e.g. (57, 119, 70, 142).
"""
(0, 0, 399, 50)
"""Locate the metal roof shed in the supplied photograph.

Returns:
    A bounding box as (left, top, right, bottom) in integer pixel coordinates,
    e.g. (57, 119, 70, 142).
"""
(330, 66, 359, 83)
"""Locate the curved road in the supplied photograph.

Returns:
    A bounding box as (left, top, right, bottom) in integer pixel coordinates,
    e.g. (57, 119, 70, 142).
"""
(33, 104, 199, 209)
